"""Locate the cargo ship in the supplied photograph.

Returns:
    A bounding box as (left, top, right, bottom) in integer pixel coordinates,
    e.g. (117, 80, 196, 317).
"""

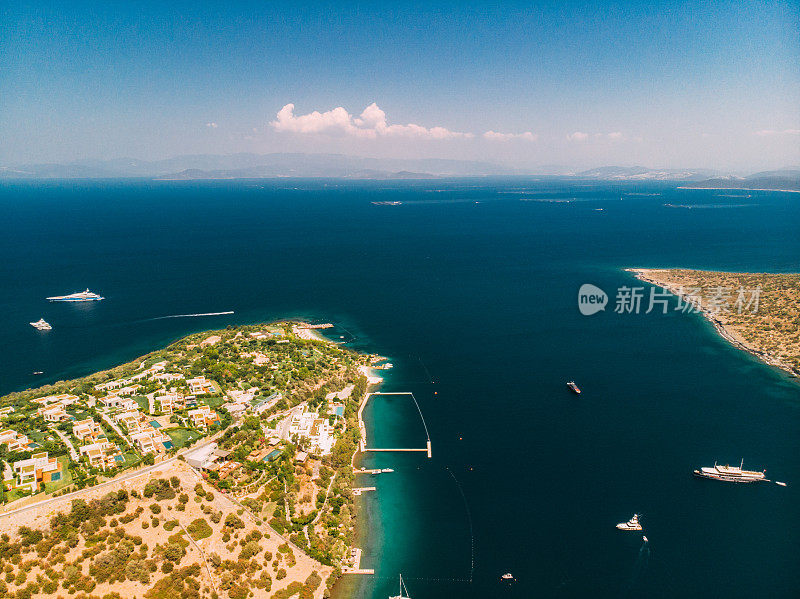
(46, 289, 104, 302)
(693, 460, 766, 483)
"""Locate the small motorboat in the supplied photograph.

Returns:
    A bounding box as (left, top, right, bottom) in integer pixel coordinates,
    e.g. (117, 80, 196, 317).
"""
(566, 381, 581, 394)
(642, 535, 648, 543)
(776, 481, 787, 487)
(501, 573, 515, 581)
(32, 371, 44, 375)
(616, 514, 643, 531)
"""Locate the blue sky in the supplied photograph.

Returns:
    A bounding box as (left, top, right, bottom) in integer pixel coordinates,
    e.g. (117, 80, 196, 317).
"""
(2, 1, 798, 170)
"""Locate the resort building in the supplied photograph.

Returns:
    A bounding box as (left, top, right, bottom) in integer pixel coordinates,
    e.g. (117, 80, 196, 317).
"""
(115, 385, 140, 396)
(154, 372, 185, 383)
(100, 395, 137, 411)
(156, 391, 188, 414)
(72, 418, 105, 444)
(80, 441, 123, 470)
(95, 380, 124, 392)
(187, 405, 219, 430)
(128, 361, 167, 382)
(38, 404, 69, 422)
(115, 410, 152, 435)
(187, 376, 214, 395)
(0, 407, 13, 419)
(100, 395, 124, 409)
(0, 429, 32, 452)
(33, 393, 80, 407)
(13, 452, 60, 491)
(289, 408, 335, 455)
(185, 442, 231, 470)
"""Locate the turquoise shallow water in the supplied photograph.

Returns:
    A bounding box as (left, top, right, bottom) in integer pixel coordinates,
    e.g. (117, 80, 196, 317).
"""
(1, 179, 799, 597)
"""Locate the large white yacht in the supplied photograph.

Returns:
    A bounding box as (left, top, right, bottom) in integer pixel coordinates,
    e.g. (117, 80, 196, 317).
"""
(46, 289, 104, 302)
(694, 460, 766, 483)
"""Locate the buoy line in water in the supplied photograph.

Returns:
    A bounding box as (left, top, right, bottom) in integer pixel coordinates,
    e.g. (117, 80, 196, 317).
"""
(371, 576, 472, 583)
(415, 354, 436, 384)
(446, 466, 475, 583)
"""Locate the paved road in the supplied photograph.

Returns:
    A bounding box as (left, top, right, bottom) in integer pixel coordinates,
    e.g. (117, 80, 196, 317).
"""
(272, 403, 305, 440)
(100, 412, 132, 447)
(53, 428, 79, 461)
(0, 435, 219, 520)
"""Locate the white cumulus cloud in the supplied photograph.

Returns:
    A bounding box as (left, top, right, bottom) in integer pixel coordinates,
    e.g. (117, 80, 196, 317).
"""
(271, 103, 473, 140)
(755, 128, 800, 137)
(483, 130, 538, 142)
(607, 131, 624, 141)
(206, 122, 218, 128)
(567, 131, 589, 142)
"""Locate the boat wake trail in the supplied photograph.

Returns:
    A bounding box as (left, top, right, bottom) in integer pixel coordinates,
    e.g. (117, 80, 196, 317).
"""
(623, 541, 651, 596)
(144, 311, 234, 321)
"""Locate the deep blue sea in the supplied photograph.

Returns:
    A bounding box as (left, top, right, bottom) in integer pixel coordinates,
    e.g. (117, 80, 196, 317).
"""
(1, 179, 799, 598)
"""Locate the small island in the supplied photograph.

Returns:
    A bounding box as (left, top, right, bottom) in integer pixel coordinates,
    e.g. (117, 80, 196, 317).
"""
(629, 269, 800, 376)
(0, 322, 386, 599)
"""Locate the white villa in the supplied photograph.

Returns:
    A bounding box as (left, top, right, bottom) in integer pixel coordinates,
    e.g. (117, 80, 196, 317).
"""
(38, 404, 69, 422)
(13, 452, 60, 491)
(80, 441, 123, 470)
(156, 391, 188, 414)
(0, 429, 32, 452)
(187, 376, 214, 395)
(188, 405, 219, 430)
(72, 418, 105, 444)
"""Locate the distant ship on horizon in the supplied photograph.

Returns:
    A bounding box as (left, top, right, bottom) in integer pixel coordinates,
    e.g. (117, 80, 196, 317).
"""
(46, 288, 104, 302)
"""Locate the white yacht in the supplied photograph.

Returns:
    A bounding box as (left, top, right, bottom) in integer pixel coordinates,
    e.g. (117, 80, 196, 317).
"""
(389, 574, 411, 599)
(30, 318, 52, 330)
(616, 514, 643, 531)
(46, 289, 104, 302)
(501, 572, 515, 581)
(694, 460, 766, 483)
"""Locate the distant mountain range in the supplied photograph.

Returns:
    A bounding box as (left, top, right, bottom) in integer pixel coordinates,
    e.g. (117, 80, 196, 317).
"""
(0, 153, 513, 180)
(572, 166, 724, 181)
(0, 154, 797, 186)
(680, 169, 800, 192)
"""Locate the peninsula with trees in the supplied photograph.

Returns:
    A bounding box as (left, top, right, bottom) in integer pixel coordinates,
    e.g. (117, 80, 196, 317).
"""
(0, 322, 387, 599)
(629, 269, 800, 376)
